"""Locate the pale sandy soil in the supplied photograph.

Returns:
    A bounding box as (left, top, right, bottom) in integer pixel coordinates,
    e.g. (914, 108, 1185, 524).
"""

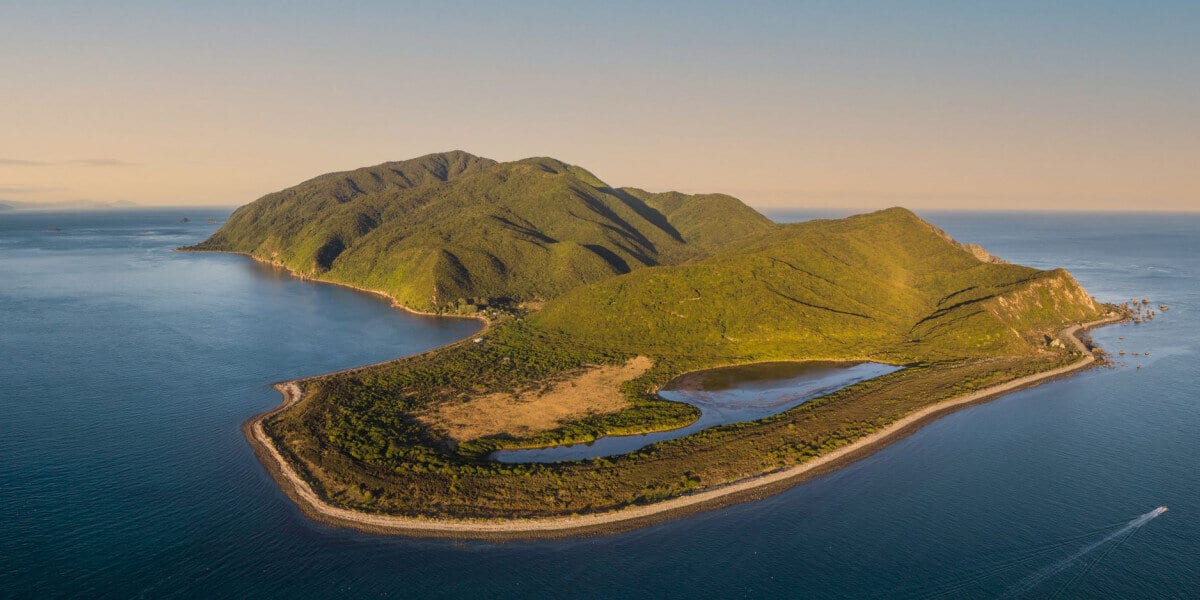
(418, 356, 653, 441)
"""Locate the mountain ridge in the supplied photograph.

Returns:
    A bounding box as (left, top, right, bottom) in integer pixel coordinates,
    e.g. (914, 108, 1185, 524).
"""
(188, 151, 774, 312)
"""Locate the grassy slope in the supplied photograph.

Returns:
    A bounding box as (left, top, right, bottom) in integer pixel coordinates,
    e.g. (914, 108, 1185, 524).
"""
(532, 208, 1102, 361)
(189, 151, 773, 312)
(257, 203, 1111, 518)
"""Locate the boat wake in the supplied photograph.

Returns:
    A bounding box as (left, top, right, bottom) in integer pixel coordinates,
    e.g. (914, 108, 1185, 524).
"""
(914, 506, 1168, 599)
(998, 506, 1167, 598)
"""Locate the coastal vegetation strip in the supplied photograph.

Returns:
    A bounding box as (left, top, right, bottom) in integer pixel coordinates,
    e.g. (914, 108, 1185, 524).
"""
(264, 351, 1078, 520)
(247, 318, 1118, 537)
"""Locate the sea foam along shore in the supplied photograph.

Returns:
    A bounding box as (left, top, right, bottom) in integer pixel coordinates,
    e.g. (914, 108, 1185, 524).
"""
(245, 315, 1123, 540)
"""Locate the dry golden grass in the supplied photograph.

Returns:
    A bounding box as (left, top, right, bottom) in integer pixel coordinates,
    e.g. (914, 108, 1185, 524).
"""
(420, 356, 653, 441)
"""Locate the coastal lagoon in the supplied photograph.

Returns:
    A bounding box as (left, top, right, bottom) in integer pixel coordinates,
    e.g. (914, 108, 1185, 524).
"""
(2, 210, 1197, 598)
(493, 361, 901, 463)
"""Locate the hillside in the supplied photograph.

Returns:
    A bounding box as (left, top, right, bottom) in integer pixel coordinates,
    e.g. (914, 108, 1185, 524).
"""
(532, 208, 1102, 361)
(205, 151, 1115, 524)
(188, 151, 774, 312)
(251, 202, 1111, 521)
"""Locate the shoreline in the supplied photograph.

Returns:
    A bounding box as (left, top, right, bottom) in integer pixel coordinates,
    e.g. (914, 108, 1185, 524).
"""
(245, 315, 1123, 539)
(176, 246, 491, 327)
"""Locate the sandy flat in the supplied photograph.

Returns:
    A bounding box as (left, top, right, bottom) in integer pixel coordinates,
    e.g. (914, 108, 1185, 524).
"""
(420, 356, 653, 441)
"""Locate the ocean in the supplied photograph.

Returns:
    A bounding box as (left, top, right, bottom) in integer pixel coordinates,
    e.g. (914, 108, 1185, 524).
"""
(1, 208, 1196, 598)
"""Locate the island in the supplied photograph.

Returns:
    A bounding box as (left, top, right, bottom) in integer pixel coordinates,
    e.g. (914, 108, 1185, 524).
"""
(182, 151, 1122, 538)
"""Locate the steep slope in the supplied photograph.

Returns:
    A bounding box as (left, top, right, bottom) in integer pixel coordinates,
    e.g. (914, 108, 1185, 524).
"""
(188, 152, 774, 312)
(532, 208, 1105, 361)
(196, 150, 496, 254)
(615, 187, 774, 262)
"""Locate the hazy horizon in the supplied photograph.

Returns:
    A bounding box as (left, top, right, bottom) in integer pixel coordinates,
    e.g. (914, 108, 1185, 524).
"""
(7, 195, 1198, 215)
(2, 2, 1196, 212)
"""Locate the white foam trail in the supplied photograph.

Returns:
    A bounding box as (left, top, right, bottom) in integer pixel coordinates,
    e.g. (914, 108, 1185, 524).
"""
(1000, 506, 1167, 598)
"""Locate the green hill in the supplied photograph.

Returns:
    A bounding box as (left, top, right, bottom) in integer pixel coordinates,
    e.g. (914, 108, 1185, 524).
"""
(188, 151, 773, 312)
(532, 207, 1102, 361)
(207, 151, 1115, 522)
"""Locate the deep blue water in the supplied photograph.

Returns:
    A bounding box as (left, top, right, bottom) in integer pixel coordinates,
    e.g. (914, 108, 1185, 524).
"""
(494, 362, 901, 463)
(2, 209, 1198, 598)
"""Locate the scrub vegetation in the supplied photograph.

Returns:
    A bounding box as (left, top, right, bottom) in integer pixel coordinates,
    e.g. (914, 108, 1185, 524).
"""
(192, 151, 1114, 519)
(186, 151, 772, 313)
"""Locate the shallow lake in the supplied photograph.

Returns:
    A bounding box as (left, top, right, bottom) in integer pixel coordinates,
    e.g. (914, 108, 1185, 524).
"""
(491, 361, 901, 462)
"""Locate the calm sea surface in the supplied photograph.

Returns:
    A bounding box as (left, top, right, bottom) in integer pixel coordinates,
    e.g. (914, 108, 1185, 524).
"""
(1, 209, 1197, 598)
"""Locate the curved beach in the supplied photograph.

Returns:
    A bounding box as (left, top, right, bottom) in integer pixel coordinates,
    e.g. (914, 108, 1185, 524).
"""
(246, 316, 1121, 539)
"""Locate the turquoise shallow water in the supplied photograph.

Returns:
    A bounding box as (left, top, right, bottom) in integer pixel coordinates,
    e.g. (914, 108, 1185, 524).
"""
(1, 209, 1197, 598)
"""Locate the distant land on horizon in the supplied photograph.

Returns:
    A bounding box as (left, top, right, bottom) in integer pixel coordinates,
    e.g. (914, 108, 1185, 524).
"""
(0, 199, 139, 211)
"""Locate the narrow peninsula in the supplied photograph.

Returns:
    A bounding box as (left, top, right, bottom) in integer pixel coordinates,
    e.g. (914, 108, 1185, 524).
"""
(184, 151, 1122, 538)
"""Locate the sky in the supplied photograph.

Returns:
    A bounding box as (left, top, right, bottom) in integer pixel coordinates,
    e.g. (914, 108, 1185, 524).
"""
(1, 1, 1197, 211)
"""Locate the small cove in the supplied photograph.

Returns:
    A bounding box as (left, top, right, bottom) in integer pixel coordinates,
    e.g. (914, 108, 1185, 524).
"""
(491, 361, 902, 463)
